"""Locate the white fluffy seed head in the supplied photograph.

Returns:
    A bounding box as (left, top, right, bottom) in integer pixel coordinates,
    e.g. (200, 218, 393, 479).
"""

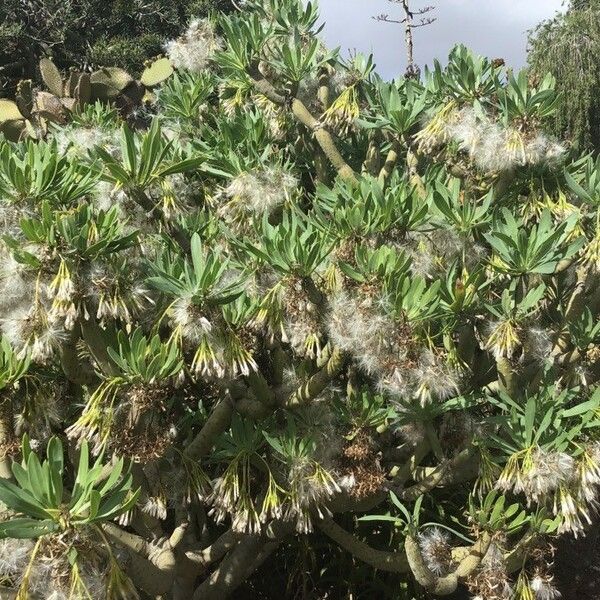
(0, 538, 33, 576)
(219, 167, 298, 216)
(171, 296, 212, 344)
(525, 327, 554, 364)
(410, 349, 460, 406)
(328, 292, 389, 356)
(1, 303, 67, 363)
(531, 574, 561, 600)
(447, 106, 485, 154)
(0, 249, 31, 315)
(165, 19, 222, 73)
(46, 593, 68, 600)
(53, 126, 120, 160)
(419, 527, 453, 576)
(445, 107, 567, 173)
(518, 449, 575, 503)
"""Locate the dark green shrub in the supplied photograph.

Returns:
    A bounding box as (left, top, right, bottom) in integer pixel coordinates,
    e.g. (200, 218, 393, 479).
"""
(528, 0, 600, 150)
(0, 0, 232, 96)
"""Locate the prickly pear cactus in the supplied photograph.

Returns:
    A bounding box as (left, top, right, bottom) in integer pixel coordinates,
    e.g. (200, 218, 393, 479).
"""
(90, 66, 135, 100)
(140, 57, 174, 87)
(39, 58, 63, 98)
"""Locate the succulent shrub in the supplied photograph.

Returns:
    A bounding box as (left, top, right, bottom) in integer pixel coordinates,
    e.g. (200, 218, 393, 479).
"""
(0, 1, 598, 599)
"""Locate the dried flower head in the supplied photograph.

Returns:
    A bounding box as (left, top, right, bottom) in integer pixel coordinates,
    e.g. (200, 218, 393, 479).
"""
(165, 19, 222, 73)
(531, 572, 561, 600)
(218, 167, 298, 218)
(419, 527, 454, 576)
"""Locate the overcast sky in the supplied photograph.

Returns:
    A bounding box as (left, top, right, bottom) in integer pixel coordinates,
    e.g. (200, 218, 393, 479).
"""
(318, 0, 566, 78)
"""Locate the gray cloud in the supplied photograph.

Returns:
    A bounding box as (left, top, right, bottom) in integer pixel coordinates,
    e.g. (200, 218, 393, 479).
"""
(318, 0, 565, 78)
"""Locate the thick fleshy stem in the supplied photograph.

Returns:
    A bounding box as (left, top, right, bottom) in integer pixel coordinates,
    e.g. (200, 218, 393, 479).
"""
(0, 394, 14, 478)
(285, 346, 344, 406)
(59, 325, 96, 386)
(362, 136, 382, 176)
(405, 532, 492, 595)
(80, 318, 120, 377)
(191, 535, 270, 600)
(184, 397, 234, 462)
(248, 67, 358, 185)
(399, 447, 476, 502)
(378, 140, 401, 185)
(185, 529, 243, 569)
(318, 518, 410, 573)
(496, 356, 516, 398)
(103, 522, 176, 595)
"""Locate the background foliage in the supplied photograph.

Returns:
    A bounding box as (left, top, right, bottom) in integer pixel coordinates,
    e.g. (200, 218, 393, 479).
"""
(528, 0, 600, 150)
(0, 0, 232, 96)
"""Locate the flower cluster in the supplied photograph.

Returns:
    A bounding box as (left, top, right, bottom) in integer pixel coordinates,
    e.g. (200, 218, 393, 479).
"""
(165, 19, 222, 73)
(217, 167, 298, 220)
(495, 444, 600, 536)
(328, 290, 459, 405)
(419, 528, 454, 576)
(418, 105, 566, 172)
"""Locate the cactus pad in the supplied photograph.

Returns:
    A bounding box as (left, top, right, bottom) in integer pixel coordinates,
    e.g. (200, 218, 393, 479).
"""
(90, 67, 134, 100)
(140, 58, 174, 87)
(39, 58, 64, 97)
(15, 80, 34, 119)
(35, 92, 67, 123)
(0, 99, 24, 123)
(75, 73, 92, 106)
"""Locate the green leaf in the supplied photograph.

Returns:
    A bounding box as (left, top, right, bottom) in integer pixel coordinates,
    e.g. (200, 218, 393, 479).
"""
(562, 398, 600, 418)
(524, 398, 536, 446)
(357, 514, 403, 524)
(0, 480, 51, 520)
(46, 437, 64, 506)
(389, 491, 411, 523)
(26, 452, 51, 506)
(0, 518, 57, 539)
